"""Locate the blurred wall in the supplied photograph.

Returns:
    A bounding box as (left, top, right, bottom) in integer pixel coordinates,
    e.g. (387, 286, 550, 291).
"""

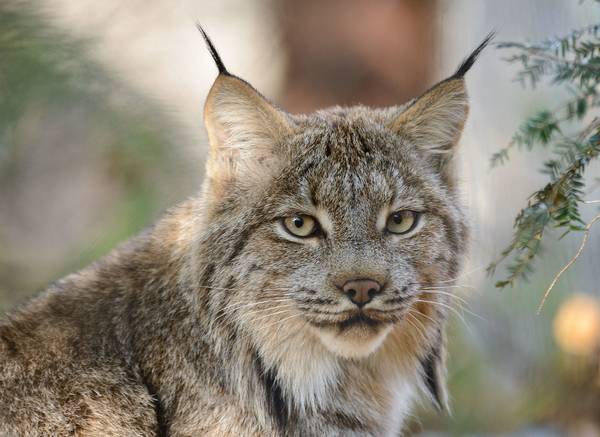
(277, 0, 437, 112)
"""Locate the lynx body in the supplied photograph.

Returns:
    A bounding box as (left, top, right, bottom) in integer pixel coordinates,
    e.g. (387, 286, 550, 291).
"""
(0, 31, 490, 436)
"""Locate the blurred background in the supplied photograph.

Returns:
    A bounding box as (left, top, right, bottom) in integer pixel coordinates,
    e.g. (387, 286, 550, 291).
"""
(1, 0, 600, 435)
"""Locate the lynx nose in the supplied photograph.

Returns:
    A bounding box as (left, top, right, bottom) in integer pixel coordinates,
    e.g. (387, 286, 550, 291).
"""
(342, 279, 382, 307)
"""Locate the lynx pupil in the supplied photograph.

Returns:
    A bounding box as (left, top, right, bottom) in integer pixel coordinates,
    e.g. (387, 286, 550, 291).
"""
(293, 216, 304, 228)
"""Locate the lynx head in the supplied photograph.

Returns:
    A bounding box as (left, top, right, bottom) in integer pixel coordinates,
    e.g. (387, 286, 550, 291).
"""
(197, 27, 490, 411)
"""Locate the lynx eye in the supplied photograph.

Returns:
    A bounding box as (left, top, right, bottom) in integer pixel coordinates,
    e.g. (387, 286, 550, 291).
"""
(282, 215, 319, 238)
(386, 210, 419, 235)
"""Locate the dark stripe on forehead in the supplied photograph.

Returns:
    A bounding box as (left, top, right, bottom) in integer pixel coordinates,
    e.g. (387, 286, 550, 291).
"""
(394, 163, 462, 221)
(384, 159, 440, 206)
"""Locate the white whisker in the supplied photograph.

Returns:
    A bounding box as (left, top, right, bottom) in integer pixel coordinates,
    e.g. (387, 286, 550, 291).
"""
(407, 307, 439, 326)
(217, 298, 291, 315)
(246, 307, 296, 325)
(404, 312, 429, 343)
(211, 299, 292, 324)
(196, 284, 294, 292)
(414, 299, 470, 330)
(259, 312, 304, 333)
(419, 289, 471, 307)
(420, 284, 475, 291)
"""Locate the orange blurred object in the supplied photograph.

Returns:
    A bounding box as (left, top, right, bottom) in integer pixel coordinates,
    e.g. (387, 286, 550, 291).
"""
(554, 294, 600, 356)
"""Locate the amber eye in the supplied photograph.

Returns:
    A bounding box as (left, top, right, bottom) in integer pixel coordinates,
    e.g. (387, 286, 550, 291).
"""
(282, 215, 319, 238)
(386, 210, 419, 235)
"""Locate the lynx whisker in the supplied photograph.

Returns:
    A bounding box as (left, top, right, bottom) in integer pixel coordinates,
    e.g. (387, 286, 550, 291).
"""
(419, 289, 471, 306)
(414, 264, 487, 288)
(420, 284, 475, 291)
(404, 312, 430, 344)
(211, 299, 293, 325)
(414, 299, 480, 339)
(414, 299, 470, 329)
(224, 307, 298, 344)
(217, 297, 292, 315)
(245, 306, 297, 325)
(406, 308, 439, 326)
(196, 285, 294, 292)
(260, 312, 305, 333)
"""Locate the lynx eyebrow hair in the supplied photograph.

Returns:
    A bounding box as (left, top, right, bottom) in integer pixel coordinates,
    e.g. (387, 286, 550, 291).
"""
(197, 24, 229, 75)
(452, 31, 495, 79)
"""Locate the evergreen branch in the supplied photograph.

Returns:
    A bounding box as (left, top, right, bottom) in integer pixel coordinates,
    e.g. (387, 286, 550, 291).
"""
(490, 89, 599, 167)
(490, 20, 600, 290)
(498, 28, 600, 87)
(489, 124, 600, 287)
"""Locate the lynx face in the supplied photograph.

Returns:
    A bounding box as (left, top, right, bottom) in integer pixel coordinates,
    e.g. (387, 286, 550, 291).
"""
(217, 109, 466, 359)
(203, 77, 469, 357)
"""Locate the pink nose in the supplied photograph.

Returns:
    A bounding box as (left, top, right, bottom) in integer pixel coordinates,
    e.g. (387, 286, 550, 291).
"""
(342, 279, 382, 307)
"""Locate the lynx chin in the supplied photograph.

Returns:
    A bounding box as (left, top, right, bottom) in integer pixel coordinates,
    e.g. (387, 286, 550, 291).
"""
(0, 28, 491, 436)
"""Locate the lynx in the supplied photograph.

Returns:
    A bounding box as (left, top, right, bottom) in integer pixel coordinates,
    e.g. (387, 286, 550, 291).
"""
(0, 29, 491, 436)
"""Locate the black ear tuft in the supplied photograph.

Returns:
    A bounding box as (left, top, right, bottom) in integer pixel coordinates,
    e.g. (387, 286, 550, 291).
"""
(197, 24, 228, 75)
(452, 31, 495, 79)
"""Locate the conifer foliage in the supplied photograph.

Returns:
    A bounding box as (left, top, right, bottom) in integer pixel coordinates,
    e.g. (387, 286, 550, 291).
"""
(488, 20, 600, 298)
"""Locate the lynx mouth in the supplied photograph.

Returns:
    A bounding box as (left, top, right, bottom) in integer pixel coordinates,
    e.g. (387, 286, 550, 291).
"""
(308, 309, 398, 331)
(338, 312, 382, 330)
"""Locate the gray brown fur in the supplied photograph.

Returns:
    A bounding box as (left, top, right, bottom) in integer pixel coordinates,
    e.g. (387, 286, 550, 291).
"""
(0, 32, 489, 436)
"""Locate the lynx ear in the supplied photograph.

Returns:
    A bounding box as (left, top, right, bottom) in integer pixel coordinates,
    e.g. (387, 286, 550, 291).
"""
(389, 34, 492, 158)
(421, 330, 449, 412)
(204, 75, 291, 179)
(389, 78, 468, 156)
(199, 26, 291, 187)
